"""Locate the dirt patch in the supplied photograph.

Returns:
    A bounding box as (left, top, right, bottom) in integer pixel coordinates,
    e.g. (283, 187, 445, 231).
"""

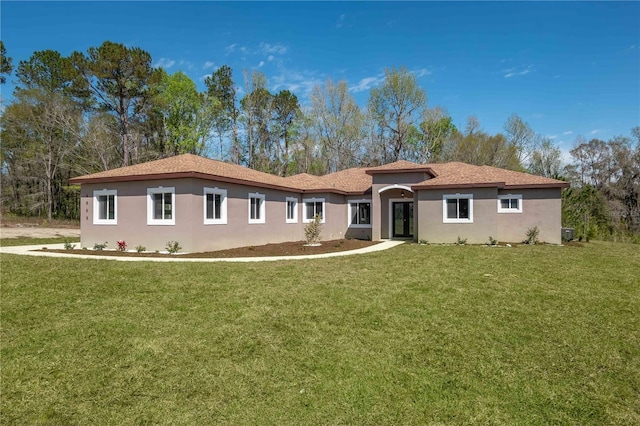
(1, 216, 80, 239)
(0, 227, 80, 239)
(44, 239, 379, 258)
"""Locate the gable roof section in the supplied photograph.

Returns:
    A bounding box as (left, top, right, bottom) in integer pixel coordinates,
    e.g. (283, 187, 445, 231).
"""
(69, 154, 302, 192)
(365, 160, 437, 177)
(413, 162, 569, 189)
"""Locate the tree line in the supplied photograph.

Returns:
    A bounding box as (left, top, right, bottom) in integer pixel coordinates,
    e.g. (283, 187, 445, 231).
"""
(1, 40, 638, 241)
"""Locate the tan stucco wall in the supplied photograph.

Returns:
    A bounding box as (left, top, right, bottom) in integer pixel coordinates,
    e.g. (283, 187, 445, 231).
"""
(415, 187, 563, 244)
(496, 188, 563, 244)
(416, 188, 499, 244)
(80, 180, 359, 253)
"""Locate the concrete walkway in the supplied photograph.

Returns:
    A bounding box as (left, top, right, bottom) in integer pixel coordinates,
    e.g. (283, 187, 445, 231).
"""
(0, 240, 405, 263)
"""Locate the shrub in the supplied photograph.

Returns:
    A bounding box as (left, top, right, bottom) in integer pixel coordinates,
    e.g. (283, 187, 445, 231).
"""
(488, 236, 498, 246)
(63, 240, 76, 250)
(93, 242, 107, 251)
(116, 240, 127, 252)
(524, 226, 540, 245)
(135, 245, 146, 253)
(456, 236, 467, 245)
(418, 239, 428, 245)
(165, 241, 182, 254)
(304, 214, 322, 244)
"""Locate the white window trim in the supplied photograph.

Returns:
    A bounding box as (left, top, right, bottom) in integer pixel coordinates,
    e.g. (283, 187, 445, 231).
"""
(248, 192, 266, 224)
(204, 187, 228, 224)
(147, 186, 175, 225)
(443, 193, 473, 223)
(285, 196, 298, 224)
(348, 199, 372, 228)
(93, 189, 117, 225)
(303, 197, 325, 223)
(498, 194, 523, 213)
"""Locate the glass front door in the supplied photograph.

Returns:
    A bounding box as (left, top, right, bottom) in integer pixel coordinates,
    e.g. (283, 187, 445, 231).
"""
(392, 202, 414, 238)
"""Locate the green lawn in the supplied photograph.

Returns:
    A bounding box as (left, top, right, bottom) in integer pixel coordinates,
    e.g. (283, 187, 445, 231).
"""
(1, 241, 639, 424)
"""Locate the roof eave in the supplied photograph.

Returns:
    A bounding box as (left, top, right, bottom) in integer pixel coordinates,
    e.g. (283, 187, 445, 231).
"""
(366, 167, 437, 177)
(411, 182, 505, 190)
(69, 172, 304, 193)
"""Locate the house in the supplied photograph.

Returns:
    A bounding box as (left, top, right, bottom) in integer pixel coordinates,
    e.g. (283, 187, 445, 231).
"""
(69, 154, 569, 252)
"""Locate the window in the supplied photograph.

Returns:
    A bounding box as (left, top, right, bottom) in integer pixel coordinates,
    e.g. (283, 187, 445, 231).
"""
(204, 187, 227, 224)
(349, 200, 372, 227)
(443, 194, 473, 223)
(498, 194, 522, 213)
(248, 192, 265, 224)
(147, 187, 175, 225)
(286, 197, 298, 223)
(93, 189, 117, 225)
(303, 198, 325, 223)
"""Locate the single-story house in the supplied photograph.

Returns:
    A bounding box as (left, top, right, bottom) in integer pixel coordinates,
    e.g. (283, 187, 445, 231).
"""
(69, 154, 569, 252)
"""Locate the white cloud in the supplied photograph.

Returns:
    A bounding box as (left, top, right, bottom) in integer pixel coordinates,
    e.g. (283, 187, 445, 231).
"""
(549, 135, 557, 139)
(154, 58, 176, 69)
(258, 61, 265, 68)
(225, 43, 238, 54)
(563, 131, 573, 135)
(349, 75, 385, 93)
(336, 14, 346, 28)
(268, 55, 274, 62)
(590, 129, 599, 135)
(412, 68, 432, 78)
(270, 67, 324, 99)
(504, 65, 533, 78)
(203, 61, 215, 70)
(259, 42, 287, 55)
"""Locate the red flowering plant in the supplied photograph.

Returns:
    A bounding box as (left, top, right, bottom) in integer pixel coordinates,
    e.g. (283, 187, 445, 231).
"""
(116, 240, 127, 252)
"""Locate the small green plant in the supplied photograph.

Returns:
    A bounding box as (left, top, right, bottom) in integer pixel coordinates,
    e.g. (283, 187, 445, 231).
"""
(524, 226, 540, 245)
(93, 242, 108, 251)
(456, 236, 467, 245)
(135, 245, 146, 253)
(488, 236, 498, 246)
(165, 240, 182, 254)
(304, 214, 323, 245)
(418, 239, 428, 245)
(63, 239, 76, 250)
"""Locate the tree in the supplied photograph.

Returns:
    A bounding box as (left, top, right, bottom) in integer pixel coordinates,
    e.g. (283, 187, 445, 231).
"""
(157, 70, 217, 155)
(15, 50, 89, 103)
(1, 89, 81, 219)
(240, 70, 273, 171)
(310, 79, 365, 172)
(415, 106, 456, 162)
(368, 67, 427, 162)
(0, 40, 13, 84)
(444, 130, 522, 170)
(72, 41, 161, 166)
(528, 138, 563, 178)
(504, 113, 537, 166)
(272, 90, 300, 176)
(205, 65, 240, 162)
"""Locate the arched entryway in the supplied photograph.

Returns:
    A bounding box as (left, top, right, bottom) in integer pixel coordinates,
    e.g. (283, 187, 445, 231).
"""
(378, 185, 414, 239)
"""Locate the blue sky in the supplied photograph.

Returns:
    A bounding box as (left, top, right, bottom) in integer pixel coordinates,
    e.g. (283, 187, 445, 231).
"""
(2, 1, 639, 158)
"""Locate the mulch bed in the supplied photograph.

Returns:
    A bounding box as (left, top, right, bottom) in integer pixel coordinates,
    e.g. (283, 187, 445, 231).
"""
(43, 239, 379, 258)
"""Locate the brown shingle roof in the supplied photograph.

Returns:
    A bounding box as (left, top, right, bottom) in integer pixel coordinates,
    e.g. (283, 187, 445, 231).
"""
(366, 160, 437, 176)
(413, 162, 568, 189)
(69, 154, 300, 192)
(70, 154, 568, 193)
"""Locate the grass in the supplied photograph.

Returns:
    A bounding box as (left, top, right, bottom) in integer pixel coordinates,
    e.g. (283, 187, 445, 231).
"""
(1, 241, 639, 424)
(0, 236, 80, 247)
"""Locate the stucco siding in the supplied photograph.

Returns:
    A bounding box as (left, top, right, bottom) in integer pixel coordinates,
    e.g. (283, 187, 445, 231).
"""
(417, 188, 498, 244)
(79, 179, 360, 253)
(496, 188, 562, 244)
